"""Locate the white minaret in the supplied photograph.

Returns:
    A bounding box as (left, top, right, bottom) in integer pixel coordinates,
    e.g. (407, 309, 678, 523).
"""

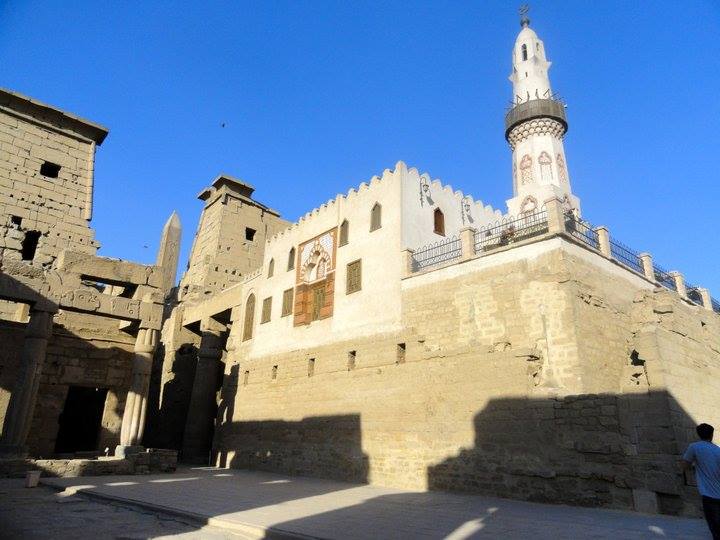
(505, 6, 580, 216)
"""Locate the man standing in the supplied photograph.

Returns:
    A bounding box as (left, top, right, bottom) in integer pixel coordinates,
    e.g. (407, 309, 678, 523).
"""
(683, 423, 720, 539)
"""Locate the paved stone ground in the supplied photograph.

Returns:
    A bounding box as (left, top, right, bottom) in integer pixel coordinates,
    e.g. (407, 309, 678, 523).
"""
(31, 467, 710, 539)
(0, 477, 251, 540)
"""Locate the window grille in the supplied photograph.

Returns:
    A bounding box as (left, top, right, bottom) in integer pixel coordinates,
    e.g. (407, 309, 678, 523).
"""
(311, 285, 325, 321)
(261, 297, 272, 324)
(281, 288, 294, 317)
(346, 259, 362, 294)
(242, 294, 255, 341)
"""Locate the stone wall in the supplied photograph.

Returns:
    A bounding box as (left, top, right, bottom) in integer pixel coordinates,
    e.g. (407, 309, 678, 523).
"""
(21, 311, 136, 457)
(213, 240, 718, 515)
(0, 102, 99, 267)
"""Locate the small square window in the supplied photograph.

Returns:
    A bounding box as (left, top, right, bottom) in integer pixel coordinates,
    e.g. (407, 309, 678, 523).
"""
(245, 227, 256, 241)
(10, 216, 22, 228)
(40, 161, 61, 178)
(396, 343, 406, 364)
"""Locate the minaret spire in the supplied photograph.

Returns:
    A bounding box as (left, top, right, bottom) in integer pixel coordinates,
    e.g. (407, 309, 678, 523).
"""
(519, 4, 530, 28)
(504, 9, 580, 217)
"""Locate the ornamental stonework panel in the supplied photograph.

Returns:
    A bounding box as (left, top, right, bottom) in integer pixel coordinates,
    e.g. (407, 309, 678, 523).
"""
(293, 229, 337, 326)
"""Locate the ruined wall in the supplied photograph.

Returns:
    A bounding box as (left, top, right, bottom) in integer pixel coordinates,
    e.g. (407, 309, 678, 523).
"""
(214, 239, 718, 515)
(0, 103, 98, 268)
(24, 311, 136, 457)
(0, 321, 26, 428)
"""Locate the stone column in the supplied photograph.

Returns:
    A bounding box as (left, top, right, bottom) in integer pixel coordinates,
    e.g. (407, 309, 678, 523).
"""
(639, 253, 655, 282)
(543, 198, 565, 234)
(698, 288, 713, 311)
(670, 271, 687, 299)
(459, 227, 476, 261)
(401, 249, 415, 277)
(595, 226, 611, 257)
(0, 308, 54, 455)
(181, 317, 228, 464)
(117, 327, 159, 453)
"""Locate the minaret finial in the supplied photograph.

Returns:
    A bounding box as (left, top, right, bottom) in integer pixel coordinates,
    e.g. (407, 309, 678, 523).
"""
(519, 4, 530, 28)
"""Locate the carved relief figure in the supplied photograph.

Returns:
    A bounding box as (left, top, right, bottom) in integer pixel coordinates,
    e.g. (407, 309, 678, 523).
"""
(520, 154, 533, 184)
(538, 151, 553, 183)
(299, 231, 335, 284)
(520, 195, 538, 214)
(557, 153, 567, 183)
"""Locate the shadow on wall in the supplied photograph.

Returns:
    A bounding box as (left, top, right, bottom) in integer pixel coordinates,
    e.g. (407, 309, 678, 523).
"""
(0, 275, 137, 459)
(427, 391, 700, 516)
(144, 342, 199, 451)
(214, 391, 704, 518)
(215, 414, 370, 484)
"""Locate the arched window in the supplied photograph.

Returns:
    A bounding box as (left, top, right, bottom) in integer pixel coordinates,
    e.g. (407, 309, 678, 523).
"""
(242, 294, 255, 341)
(520, 154, 533, 184)
(267, 258, 274, 278)
(339, 219, 349, 246)
(521, 44, 528, 61)
(287, 247, 295, 271)
(538, 151, 553, 183)
(433, 208, 445, 236)
(370, 203, 382, 232)
(556, 153, 567, 183)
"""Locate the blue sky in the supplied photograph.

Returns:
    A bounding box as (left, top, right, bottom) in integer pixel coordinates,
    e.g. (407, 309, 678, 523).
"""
(2, 1, 719, 295)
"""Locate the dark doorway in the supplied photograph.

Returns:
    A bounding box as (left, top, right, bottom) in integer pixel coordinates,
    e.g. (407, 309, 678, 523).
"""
(54, 386, 108, 454)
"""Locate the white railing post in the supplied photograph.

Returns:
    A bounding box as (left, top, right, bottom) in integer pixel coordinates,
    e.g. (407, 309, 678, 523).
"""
(594, 226, 611, 257)
(460, 227, 476, 261)
(698, 288, 713, 311)
(670, 271, 687, 299)
(543, 198, 565, 234)
(638, 253, 655, 282)
(401, 249, 415, 278)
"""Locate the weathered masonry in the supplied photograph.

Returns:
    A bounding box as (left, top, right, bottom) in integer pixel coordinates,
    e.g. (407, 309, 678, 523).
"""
(0, 88, 180, 460)
(152, 11, 720, 519)
(1, 9, 719, 519)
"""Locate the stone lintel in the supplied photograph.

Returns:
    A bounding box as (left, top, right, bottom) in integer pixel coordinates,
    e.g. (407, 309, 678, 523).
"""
(0, 87, 108, 144)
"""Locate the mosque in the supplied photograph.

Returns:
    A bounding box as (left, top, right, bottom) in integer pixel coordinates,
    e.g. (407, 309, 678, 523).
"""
(0, 10, 717, 516)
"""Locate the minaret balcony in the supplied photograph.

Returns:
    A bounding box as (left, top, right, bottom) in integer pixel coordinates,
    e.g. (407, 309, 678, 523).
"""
(504, 98, 567, 140)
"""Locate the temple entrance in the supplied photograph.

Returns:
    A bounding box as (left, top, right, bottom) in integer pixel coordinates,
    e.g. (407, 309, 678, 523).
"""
(54, 386, 108, 454)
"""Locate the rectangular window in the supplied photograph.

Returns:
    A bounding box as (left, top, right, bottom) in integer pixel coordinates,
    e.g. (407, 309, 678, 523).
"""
(347, 350, 356, 371)
(346, 259, 362, 294)
(311, 284, 325, 321)
(243, 370, 249, 386)
(396, 343, 406, 364)
(308, 358, 315, 377)
(272, 365, 278, 380)
(261, 296, 272, 323)
(245, 227, 256, 241)
(339, 220, 349, 246)
(281, 288, 294, 317)
(40, 161, 60, 178)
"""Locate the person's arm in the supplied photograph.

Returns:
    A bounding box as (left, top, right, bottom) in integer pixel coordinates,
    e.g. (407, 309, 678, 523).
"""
(681, 445, 695, 483)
